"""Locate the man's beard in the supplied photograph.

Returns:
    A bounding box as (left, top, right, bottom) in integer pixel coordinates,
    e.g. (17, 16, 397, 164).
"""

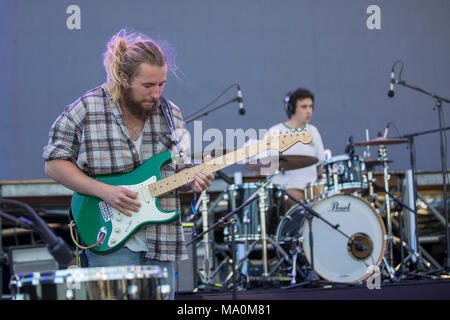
(122, 87, 158, 118)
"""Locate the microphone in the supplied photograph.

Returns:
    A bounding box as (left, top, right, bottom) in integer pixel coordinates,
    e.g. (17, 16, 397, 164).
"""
(388, 68, 395, 98)
(345, 135, 355, 157)
(237, 85, 245, 115)
(383, 122, 390, 138)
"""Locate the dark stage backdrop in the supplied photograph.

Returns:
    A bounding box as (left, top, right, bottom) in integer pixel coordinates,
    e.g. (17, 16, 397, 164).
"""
(1, 0, 449, 180)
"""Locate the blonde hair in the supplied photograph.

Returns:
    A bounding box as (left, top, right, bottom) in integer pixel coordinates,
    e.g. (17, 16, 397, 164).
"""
(103, 29, 176, 102)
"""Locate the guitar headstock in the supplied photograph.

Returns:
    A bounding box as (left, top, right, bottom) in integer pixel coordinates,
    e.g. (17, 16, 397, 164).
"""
(266, 130, 313, 152)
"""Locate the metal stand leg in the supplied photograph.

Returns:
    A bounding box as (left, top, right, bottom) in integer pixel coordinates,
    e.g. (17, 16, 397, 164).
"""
(378, 145, 396, 281)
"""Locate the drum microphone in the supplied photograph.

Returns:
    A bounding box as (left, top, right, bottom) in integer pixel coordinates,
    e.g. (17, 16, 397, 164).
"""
(237, 85, 246, 115)
(345, 135, 355, 157)
(387, 67, 395, 98)
(383, 122, 390, 138)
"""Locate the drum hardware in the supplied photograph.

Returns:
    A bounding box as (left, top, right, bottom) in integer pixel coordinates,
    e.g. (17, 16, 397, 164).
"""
(199, 191, 213, 285)
(258, 187, 269, 277)
(355, 134, 412, 280)
(385, 191, 435, 276)
(222, 217, 238, 300)
(378, 144, 397, 279)
(222, 174, 291, 286)
(185, 177, 275, 298)
(190, 188, 232, 289)
(363, 159, 392, 202)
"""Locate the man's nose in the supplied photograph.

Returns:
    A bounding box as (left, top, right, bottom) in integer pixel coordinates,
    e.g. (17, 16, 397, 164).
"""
(151, 87, 161, 99)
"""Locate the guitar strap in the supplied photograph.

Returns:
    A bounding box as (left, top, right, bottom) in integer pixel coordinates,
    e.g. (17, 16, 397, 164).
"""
(159, 96, 185, 158)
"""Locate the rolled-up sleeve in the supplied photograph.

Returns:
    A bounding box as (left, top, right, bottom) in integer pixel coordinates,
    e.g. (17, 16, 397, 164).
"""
(42, 101, 84, 164)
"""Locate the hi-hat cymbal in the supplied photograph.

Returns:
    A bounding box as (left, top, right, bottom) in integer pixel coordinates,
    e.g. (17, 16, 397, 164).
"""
(355, 137, 408, 147)
(244, 155, 318, 172)
(364, 159, 393, 168)
(191, 148, 232, 160)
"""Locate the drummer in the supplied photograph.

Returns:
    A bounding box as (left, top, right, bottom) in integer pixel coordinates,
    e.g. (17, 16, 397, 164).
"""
(268, 88, 326, 206)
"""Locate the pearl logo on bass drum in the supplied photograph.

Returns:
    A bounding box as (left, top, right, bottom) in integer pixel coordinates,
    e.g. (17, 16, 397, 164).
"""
(328, 201, 351, 212)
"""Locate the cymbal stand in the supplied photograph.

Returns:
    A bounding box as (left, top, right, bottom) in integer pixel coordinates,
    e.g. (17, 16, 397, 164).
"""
(221, 174, 291, 286)
(199, 191, 213, 284)
(258, 187, 269, 277)
(378, 145, 396, 280)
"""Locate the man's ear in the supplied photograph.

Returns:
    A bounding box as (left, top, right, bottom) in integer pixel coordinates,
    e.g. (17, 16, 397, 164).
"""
(119, 72, 130, 88)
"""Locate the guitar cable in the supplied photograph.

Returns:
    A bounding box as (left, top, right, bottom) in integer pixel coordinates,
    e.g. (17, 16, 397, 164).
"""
(68, 220, 105, 250)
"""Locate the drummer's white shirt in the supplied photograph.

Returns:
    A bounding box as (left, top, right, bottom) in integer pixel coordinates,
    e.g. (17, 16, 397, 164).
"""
(264, 122, 325, 190)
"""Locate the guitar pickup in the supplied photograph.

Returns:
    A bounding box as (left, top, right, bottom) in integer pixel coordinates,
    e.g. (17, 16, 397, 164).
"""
(141, 185, 150, 204)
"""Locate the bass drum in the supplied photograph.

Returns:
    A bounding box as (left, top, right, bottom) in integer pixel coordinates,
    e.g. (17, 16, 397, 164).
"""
(276, 194, 386, 283)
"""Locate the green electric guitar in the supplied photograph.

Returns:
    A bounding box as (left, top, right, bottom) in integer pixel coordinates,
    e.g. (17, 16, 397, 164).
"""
(70, 131, 312, 253)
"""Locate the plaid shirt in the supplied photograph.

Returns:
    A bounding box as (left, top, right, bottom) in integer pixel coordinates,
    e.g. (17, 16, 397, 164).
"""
(43, 86, 191, 261)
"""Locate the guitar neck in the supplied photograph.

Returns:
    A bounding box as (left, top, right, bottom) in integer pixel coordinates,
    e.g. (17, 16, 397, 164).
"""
(149, 139, 269, 197)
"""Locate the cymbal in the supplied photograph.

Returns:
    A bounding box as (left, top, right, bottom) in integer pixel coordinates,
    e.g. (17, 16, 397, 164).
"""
(191, 148, 232, 160)
(355, 137, 408, 147)
(364, 159, 393, 168)
(244, 155, 319, 172)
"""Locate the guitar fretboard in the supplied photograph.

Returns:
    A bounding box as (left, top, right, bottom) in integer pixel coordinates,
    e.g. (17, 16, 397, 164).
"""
(149, 140, 269, 197)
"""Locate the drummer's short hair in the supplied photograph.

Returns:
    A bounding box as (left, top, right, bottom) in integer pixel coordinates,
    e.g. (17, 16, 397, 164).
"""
(285, 88, 315, 118)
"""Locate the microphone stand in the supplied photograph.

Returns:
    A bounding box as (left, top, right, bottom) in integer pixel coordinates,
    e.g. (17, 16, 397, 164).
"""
(0, 198, 75, 268)
(185, 97, 242, 124)
(394, 78, 450, 269)
(401, 127, 450, 269)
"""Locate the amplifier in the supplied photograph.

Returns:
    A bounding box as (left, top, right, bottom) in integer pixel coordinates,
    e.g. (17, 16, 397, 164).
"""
(175, 223, 197, 293)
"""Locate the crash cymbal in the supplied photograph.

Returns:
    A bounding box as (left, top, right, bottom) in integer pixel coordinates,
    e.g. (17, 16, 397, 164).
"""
(355, 137, 408, 147)
(191, 148, 232, 160)
(244, 155, 318, 172)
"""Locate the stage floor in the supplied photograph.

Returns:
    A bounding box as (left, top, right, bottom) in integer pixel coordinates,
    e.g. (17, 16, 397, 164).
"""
(175, 279, 450, 300)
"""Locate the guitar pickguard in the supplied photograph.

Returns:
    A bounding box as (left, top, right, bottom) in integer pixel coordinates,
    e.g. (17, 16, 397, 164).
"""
(105, 176, 177, 248)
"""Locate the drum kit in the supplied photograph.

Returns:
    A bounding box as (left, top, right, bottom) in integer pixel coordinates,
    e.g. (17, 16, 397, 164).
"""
(195, 135, 416, 288)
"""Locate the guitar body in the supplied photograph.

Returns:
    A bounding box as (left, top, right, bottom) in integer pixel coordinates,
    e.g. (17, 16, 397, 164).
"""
(71, 151, 179, 254)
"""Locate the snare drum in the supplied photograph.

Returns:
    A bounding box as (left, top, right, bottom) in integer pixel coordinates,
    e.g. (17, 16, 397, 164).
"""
(304, 180, 327, 202)
(9, 265, 169, 300)
(324, 154, 366, 194)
